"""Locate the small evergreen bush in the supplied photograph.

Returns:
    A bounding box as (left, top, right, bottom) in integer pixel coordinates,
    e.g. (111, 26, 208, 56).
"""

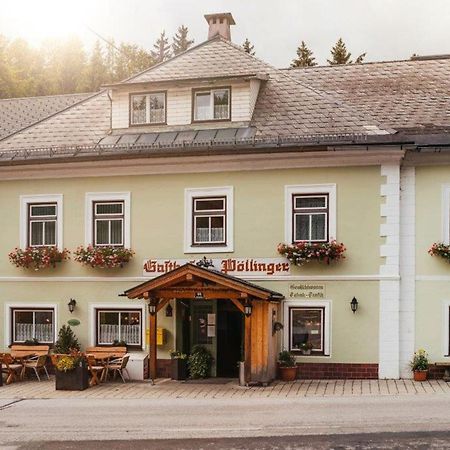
(54, 325, 80, 354)
(188, 345, 213, 379)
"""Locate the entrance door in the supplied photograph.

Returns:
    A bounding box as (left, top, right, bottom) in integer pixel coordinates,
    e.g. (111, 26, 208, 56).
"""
(216, 301, 243, 377)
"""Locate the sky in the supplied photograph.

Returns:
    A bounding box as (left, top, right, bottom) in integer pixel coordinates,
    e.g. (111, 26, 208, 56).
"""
(1, 0, 449, 67)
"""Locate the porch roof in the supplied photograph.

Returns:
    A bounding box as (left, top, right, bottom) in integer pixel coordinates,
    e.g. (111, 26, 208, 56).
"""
(122, 263, 284, 302)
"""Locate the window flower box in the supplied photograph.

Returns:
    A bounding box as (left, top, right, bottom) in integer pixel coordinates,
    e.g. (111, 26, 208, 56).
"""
(74, 245, 134, 269)
(277, 240, 346, 267)
(8, 246, 69, 271)
(428, 242, 450, 262)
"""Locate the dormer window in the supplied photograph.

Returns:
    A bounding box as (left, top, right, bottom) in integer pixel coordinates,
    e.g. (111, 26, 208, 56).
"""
(130, 92, 166, 125)
(193, 88, 230, 122)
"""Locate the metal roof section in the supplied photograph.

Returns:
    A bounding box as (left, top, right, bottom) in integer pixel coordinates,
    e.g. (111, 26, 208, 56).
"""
(3, 129, 449, 165)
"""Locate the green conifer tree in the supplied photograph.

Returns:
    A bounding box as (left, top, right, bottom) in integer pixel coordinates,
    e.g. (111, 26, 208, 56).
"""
(54, 325, 80, 354)
(242, 38, 255, 56)
(327, 38, 352, 65)
(151, 30, 171, 63)
(172, 25, 194, 56)
(84, 40, 108, 91)
(291, 41, 316, 67)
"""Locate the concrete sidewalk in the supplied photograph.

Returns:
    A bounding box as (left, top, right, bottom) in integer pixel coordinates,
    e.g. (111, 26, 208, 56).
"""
(1, 377, 449, 400)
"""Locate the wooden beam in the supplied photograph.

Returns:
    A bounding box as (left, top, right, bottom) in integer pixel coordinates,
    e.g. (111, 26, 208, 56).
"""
(229, 298, 245, 314)
(156, 297, 171, 313)
(153, 288, 244, 300)
(143, 292, 149, 300)
(149, 310, 157, 382)
(244, 313, 252, 385)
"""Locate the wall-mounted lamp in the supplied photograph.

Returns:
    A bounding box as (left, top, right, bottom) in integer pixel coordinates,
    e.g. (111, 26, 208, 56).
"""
(244, 302, 252, 317)
(165, 303, 173, 317)
(350, 297, 359, 314)
(195, 291, 204, 300)
(68, 298, 77, 314)
(148, 302, 157, 315)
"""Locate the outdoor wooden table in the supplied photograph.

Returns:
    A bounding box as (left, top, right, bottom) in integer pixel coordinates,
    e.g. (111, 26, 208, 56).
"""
(0, 353, 25, 384)
(86, 353, 117, 382)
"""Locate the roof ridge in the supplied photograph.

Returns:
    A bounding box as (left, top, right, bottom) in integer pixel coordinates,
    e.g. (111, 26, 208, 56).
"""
(0, 90, 108, 144)
(0, 92, 93, 103)
(282, 57, 450, 72)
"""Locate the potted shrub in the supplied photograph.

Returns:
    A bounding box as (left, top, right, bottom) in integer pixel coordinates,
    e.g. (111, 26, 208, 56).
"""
(410, 349, 429, 381)
(188, 345, 213, 379)
(299, 342, 314, 355)
(278, 350, 297, 381)
(170, 351, 188, 380)
(55, 350, 89, 391)
(54, 325, 81, 354)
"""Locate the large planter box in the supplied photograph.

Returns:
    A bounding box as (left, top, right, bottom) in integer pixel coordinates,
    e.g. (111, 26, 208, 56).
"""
(55, 365, 89, 391)
(171, 358, 187, 380)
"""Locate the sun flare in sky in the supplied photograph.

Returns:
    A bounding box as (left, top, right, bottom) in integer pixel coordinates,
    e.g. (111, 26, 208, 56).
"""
(2, 0, 105, 44)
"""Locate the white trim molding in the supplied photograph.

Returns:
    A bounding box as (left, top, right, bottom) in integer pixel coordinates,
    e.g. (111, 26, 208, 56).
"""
(4, 302, 58, 347)
(399, 166, 416, 378)
(443, 300, 450, 357)
(88, 302, 146, 348)
(284, 184, 337, 243)
(283, 299, 332, 358)
(85, 192, 131, 248)
(20, 194, 63, 250)
(379, 165, 401, 379)
(442, 184, 450, 245)
(184, 186, 234, 254)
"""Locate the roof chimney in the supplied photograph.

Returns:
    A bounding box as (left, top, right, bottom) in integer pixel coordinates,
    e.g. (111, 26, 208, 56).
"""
(204, 12, 235, 41)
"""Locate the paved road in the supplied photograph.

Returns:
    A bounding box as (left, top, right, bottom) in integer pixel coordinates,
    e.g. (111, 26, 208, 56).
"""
(0, 394, 449, 445)
(12, 431, 450, 449)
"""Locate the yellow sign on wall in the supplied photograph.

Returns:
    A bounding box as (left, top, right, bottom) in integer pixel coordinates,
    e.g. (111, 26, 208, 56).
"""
(146, 328, 165, 346)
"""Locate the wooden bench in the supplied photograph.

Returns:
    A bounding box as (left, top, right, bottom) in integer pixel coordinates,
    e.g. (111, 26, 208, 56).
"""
(10, 345, 50, 359)
(434, 362, 450, 382)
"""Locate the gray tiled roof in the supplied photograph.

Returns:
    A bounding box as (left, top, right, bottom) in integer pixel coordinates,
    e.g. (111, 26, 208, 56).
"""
(0, 92, 92, 141)
(121, 37, 270, 84)
(0, 91, 110, 151)
(0, 39, 449, 159)
(285, 58, 450, 131)
(250, 68, 390, 137)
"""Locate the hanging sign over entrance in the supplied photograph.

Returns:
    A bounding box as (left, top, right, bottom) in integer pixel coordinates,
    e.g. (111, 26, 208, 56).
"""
(143, 258, 291, 278)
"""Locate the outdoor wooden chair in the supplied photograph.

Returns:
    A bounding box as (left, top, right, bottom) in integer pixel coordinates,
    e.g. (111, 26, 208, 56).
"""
(0, 353, 24, 384)
(87, 354, 106, 386)
(104, 354, 130, 383)
(22, 354, 50, 382)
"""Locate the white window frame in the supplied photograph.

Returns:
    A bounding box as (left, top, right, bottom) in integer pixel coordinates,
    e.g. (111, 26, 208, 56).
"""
(442, 184, 450, 244)
(89, 303, 145, 349)
(4, 303, 58, 347)
(285, 184, 336, 243)
(85, 193, 131, 248)
(93, 201, 125, 247)
(184, 186, 233, 253)
(20, 194, 63, 250)
(28, 203, 58, 247)
(283, 300, 331, 357)
(193, 88, 231, 121)
(96, 309, 143, 347)
(443, 300, 450, 357)
(130, 92, 166, 125)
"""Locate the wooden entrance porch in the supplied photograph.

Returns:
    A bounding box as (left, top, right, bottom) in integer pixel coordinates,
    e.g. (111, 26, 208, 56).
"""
(122, 263, 284, 384)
